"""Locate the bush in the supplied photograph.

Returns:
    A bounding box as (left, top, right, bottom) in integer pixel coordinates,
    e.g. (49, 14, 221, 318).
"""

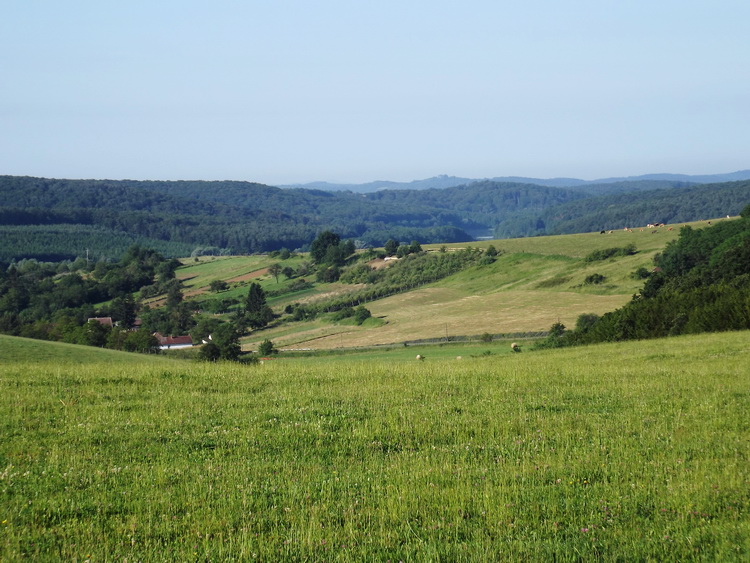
(198, 342, 221, 361)
(353, 306, 372, 325)
(631, 267, 651, 280)
(585, 244, 637, 262)
(209, 279, 228, 292)
(584, 273, 606, 285)
(258, 339, 276, 356)
(332, 307, 355, 321)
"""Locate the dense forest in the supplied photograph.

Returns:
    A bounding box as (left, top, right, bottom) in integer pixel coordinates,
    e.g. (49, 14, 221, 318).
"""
(498, 180, 750, 238)
(1, 175, 750, 261)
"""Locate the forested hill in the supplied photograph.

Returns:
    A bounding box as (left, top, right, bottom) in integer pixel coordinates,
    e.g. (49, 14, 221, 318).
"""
(495, 180, 750, 237)
(0, 176, 583, 261)
(1, 175, 749, 262)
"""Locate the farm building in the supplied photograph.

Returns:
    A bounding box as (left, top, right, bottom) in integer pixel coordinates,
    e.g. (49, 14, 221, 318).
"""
(153, 333, 194, 350)
(87, 317, 114, 328)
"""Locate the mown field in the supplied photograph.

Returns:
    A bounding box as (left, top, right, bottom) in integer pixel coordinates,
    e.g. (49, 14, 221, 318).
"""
(241, 222, 697, 351)
(1, 331, 748, 560)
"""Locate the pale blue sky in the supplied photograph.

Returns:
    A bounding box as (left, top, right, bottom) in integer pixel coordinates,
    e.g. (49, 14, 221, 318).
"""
(2, 1, 748, 185)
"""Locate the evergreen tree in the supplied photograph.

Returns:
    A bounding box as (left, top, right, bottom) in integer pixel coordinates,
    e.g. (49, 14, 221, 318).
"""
(244, 282, 274, 328)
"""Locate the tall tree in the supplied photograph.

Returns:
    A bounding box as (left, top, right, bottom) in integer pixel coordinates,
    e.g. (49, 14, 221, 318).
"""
(310, 231, 341, 263)
(245, 282, 273, 328)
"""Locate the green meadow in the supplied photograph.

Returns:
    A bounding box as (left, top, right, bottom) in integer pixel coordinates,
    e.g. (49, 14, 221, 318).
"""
(1, 331, 748, 560)
(242, 223, 692, 351)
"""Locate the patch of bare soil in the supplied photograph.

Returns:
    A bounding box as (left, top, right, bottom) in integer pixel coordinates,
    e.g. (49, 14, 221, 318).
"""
(227, 269, 268, 283)
(367, 258, 396, 270)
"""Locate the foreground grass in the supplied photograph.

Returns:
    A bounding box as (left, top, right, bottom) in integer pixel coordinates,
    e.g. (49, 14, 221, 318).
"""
(1, 332, 749, 560)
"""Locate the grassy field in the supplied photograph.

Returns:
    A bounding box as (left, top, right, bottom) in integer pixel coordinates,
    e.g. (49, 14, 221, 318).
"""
(243, 224, 692, 351)
(1, 331, 749, 560)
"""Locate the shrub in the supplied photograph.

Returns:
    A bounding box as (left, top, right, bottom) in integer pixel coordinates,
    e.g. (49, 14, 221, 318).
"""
(332, 307, 355, 321)
(353, 306, 372, 325)
(258, 339, 276, 356)
(584, 273, 606, 285)
(585, 244, 637, 262)
(631, 267, 651, 280)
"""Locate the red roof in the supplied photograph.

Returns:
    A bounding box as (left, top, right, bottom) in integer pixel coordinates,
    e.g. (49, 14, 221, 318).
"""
(153, 333, 193, 347)
(88, 317, 114, 328)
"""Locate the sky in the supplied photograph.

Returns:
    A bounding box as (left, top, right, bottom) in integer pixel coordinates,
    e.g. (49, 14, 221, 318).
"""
(2, 0, 749, 185)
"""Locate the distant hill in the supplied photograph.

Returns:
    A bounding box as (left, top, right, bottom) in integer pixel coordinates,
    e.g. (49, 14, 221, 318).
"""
(496, 180, 750, 238)
(1, 173, 749, 262)
(281, 170, 750, 192)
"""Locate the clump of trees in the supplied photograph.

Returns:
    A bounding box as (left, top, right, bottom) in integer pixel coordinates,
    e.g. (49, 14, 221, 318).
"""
(0, 245, 189, 350)
(310, 231, 357, 282)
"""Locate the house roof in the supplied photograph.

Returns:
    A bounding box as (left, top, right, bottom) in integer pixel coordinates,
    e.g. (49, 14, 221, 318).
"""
(153, 333, 193, 346)
(88, 317, 114, 328)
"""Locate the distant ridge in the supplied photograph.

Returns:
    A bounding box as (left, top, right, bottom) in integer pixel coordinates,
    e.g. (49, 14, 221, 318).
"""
(281, 170, 750, 193)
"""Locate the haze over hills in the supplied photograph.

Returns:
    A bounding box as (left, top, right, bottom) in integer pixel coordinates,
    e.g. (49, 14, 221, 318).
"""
(281, 170, 750, 192)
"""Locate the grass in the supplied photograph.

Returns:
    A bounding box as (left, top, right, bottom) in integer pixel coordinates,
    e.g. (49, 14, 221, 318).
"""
(428, 222, 688, 257)
(240, 223, 707, 350)
(0, 335, 173, 365)
(1, 331, 749, 560)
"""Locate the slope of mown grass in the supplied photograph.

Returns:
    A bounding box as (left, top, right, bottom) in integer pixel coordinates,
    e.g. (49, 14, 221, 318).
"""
(1, 331, 748, 560)
(0, 334, 173, 365)
(429, 220, 693, 257)
(182, 219, 722, 349)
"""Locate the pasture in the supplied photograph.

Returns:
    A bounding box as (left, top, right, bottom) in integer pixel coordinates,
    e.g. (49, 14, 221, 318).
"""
(243, 226, 681, 351)
(1, 331, 748, 560)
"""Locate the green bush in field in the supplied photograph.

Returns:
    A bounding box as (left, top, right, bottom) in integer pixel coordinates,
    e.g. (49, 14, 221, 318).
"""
(584, 243, 637, 262)
(584, 273, 606, 285)
(258, 338, 276, 356)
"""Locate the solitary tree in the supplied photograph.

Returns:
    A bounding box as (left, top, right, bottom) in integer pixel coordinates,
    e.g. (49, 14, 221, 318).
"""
(245, 282, 273, 328)
(209, 279, 228, 292)
(268, 263, 282, 283)
(384, 239, 399, 256)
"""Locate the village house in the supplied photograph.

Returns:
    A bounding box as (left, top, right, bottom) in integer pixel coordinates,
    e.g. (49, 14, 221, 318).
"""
(153, 332, 194, 350)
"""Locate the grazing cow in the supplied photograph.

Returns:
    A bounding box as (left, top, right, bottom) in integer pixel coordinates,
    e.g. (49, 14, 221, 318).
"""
(600, 230, 606, 234)
(511, 343, 521, 353)
(416, 354, 425, 361)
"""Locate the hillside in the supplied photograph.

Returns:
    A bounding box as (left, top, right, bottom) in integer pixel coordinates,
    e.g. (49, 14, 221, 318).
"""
(173, 222, 692, 351)
(2, 174, 749, 261)
(0, 333, 174, 364)
(496, 180, 750, 238)
(2, 330, 748, 560)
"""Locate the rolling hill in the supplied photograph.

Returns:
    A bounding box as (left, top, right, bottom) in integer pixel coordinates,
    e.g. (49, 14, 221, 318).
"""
(172, 222, 693, 351)
(1, 174, 748, 263)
